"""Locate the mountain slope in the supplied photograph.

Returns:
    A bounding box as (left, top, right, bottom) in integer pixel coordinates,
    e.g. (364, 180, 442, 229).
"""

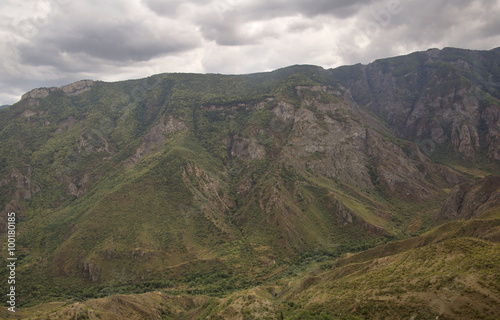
(331, 47, 500, 166)
(0, 47, 499, 312)
(6, 218, 499, 320)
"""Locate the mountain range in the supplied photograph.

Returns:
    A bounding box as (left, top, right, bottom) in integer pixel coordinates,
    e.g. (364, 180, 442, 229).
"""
(1, 46, 499, 319)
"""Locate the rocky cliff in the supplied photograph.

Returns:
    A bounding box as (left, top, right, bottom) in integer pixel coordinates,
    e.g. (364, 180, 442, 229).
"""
(437, 175, 500, 220)
(331, 47, 500, 164)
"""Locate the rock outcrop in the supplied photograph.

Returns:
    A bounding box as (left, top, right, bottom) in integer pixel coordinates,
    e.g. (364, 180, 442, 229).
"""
(231, 135, 266, 160)
(276, 86, 458, 201)
(451, 121, 480, 159)
(20, 80, 94, 101)
(125, 116, 188, 167)
(333, 47, 500, 163)
(437, 176, 500, 220)
(0, 168, 40, 233)
(60, 80, 94, 96)
(21, 87, 58, 100)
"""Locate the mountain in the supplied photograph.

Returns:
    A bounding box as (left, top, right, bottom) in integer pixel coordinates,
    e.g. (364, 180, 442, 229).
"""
(0, 47, 499, 319)
(0, 105, 9, 110)
(331, 47, 500, 165)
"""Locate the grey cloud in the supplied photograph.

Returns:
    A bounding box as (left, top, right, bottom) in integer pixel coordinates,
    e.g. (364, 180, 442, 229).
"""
(146, 0, 376, 20)
(243, 0, 376, 19)
(195, 0, 376, 45)
(200, 28, 258, 46)
(379, 0, 498, 43)
(286, 20, 321, 33)
(198, 15, 280, 46)
(335, 0, 500, 65)
(141, 0, 179, 16)
(479, 14, 500, 38)
(389, 2, 465, 42)
(18, 20, 200, 67)
(141, 0, 186, 17)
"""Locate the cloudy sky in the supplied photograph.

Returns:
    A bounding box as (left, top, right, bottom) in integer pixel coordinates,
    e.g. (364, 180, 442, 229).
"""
(1, 0, 499, 105)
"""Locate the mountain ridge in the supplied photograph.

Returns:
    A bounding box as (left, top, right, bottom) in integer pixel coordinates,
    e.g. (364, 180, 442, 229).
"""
(0, 46, 499, 319)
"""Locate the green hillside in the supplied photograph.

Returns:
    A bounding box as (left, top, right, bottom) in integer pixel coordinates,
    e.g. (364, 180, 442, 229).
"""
(0, 47, 499, 319)
(6, 218, 499, 319)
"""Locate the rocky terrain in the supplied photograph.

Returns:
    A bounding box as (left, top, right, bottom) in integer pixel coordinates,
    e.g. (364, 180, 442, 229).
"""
(0, 47, 499, 319)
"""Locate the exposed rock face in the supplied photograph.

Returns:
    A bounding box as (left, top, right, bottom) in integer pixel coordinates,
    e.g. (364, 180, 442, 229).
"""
(365, 129, 438, 201)
(56, 116, 77, 133)
(0, 168, 39, 201)
(483, 106, 500, 161)
(272, 101, 295, 124)
(236, 178, 253, 198)
(437, 176, 500, 220)
(334, 48, 500, 162)
(60, 80, 94, 96)
(335, 199, 354, 225)
(77, 131, 112, 155)
(82, 262, 100, 282)
(19, 80, 93, 102)
(273, 87, 459, 201)
(451, 122, 480, 159)
(403, 142, 464, 185)
(66, 173, 90, 198)
(0, 168, 40, 232)
(231, 135, 266, 160)
(21, 87, 57, 100)
(181, 162, 236, 236)
(282, 106, 373, 190)
(21, 110, 38, 117)
(126, 116, 188, 167)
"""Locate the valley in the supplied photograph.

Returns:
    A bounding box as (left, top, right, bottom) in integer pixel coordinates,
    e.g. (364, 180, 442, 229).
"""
(0, 46, 499, 319)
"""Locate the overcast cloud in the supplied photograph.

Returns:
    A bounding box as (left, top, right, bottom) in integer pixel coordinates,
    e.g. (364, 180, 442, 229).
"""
(0, 0, 499, 105)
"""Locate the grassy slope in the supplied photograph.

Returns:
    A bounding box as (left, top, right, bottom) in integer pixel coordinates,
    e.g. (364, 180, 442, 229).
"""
(4, 218, 498, 320)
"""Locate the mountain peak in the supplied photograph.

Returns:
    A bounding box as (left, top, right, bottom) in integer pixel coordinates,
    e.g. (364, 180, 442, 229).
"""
(20, 79, 94, 101)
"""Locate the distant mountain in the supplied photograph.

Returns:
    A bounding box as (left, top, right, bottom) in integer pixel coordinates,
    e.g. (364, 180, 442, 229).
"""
(331, 47, 500, 164)
(0, 47, 499, 319)
(0, 104, 9, 110)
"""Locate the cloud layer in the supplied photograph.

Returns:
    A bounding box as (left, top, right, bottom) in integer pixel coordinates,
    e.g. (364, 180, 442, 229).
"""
(1, 0, 499, 104)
